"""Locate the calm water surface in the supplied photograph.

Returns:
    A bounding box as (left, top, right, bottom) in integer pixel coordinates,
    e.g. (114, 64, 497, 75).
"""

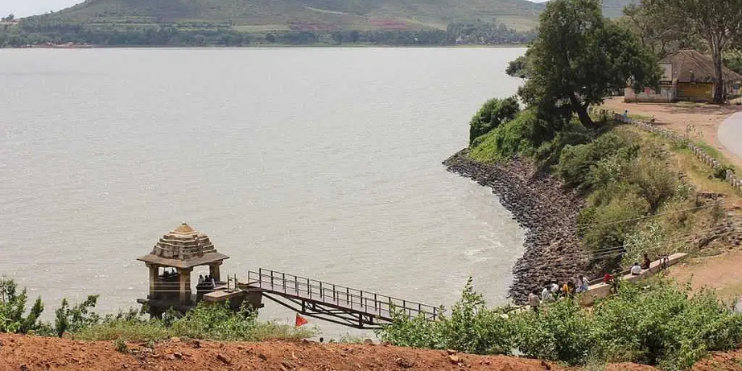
(0, 47, 525, 338)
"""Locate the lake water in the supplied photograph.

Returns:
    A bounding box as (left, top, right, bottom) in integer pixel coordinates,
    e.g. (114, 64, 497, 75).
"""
(0, 47, 525, 339)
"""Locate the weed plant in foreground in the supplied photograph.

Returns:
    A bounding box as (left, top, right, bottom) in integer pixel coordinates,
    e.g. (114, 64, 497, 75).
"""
(0, 278, 314, 343)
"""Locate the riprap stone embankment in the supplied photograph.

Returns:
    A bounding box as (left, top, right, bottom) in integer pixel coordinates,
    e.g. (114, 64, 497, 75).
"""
(443, 149, 587, 303)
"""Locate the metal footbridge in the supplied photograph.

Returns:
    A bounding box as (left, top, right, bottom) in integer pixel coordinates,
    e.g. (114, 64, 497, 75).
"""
(241, 268, 439, 329)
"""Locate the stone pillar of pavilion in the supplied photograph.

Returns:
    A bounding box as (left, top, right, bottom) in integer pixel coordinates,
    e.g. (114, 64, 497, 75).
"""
(178, 268, 193, 304)
(137, 222, 229, 314)
(209, 262, 222, 281)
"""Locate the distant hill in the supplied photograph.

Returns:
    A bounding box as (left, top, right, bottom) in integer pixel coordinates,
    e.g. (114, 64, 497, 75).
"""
(601, 0, 637, 18)
(7, 0, 639, 47)
(31, 0, 546, 32)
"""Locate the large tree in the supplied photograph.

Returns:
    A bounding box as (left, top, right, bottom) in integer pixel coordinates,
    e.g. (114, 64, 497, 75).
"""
(620, 3, 702, 59)
(515, 0, 660, 128)
(645, 0, 742, 104)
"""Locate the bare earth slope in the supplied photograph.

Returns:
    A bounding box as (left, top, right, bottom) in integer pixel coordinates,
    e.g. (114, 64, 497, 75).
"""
(0, 334, 560, 371)
(2, 334, 742, 371)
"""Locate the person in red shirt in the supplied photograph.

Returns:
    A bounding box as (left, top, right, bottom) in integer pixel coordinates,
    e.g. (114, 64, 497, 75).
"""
(604, 273, 620, 293)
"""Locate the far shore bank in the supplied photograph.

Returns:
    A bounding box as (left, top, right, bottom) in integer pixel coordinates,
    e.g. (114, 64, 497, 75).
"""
(443, 150, 587, 303)
(5, 43, 527, 50)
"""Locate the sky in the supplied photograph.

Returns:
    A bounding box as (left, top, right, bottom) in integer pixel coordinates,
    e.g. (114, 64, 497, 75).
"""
(0, 0, 549, 18)
(0, 0, 79, 17)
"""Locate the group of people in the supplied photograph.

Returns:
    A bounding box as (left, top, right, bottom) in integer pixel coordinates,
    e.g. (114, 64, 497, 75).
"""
(527, 276, 590, 311)
(526, 253, 668, 311)
(630, 253, 653, 275)
(198, 274, 217, 288)
(159, 268, 179, 278)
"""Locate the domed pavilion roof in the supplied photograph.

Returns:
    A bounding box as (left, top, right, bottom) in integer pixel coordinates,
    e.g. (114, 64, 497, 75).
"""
(137, 222, 229, 269)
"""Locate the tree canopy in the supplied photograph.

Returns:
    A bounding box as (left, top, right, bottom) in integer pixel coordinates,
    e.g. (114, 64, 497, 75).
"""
(512, 0, 660, 128)
(641, 0, 742, 103)
(620, 2, 702, 58)
(469, 96, 521, 144)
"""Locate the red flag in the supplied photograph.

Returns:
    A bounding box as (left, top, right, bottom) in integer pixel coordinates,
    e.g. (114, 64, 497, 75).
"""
(295, 313, 308, 327)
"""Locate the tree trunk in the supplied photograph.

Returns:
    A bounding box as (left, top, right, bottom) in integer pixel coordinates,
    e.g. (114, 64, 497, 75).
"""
(571, 95, 596, 128)
(712, 46, 725, 104)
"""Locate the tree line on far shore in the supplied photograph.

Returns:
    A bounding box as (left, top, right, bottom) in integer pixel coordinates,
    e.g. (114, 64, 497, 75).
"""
(0, 19, 535, 47)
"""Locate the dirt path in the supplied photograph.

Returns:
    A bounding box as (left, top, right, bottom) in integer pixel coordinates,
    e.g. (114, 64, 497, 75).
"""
(668, 250, 742, 302)
(598, 97, 742, 169)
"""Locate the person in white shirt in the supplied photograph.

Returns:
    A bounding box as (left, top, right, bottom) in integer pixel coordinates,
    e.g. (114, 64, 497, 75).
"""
(575, 276, 585, 293)
(579, 275, 589, 292)
(551, 280, 559, 294)
(630, 262, 642, 275)
(541, 284, 553, 302)
(528, 290, 540, 312)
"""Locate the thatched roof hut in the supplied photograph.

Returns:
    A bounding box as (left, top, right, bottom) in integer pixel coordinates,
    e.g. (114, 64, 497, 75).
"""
(661, 49, 742, 84)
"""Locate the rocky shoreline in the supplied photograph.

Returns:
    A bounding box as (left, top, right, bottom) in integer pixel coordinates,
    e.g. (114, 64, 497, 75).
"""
(443, 149, 587, 303)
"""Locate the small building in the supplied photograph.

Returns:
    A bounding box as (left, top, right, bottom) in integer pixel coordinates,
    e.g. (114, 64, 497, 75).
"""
(137, 222, 261, 316)
(625, 49, 742, 103)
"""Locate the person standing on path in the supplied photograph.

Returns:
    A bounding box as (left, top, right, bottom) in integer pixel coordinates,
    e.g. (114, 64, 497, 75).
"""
(528, 289, 541, 312)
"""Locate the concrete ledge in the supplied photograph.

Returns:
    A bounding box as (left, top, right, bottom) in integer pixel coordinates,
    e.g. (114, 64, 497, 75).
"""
(579, 253, 688, 306)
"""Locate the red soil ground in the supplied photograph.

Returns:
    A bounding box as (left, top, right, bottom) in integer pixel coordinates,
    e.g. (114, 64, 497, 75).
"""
(2, 334, 742, 371)
(0, 334, 559, 371)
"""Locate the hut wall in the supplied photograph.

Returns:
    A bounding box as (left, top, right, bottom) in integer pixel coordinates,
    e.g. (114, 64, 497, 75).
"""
(624, 85, 675, 103)
(677, 82, 713, 102)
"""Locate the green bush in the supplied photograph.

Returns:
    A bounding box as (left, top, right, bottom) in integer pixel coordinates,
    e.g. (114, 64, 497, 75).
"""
(377, 278, 514, 354)
(622, 221, 666, 267)
(579, 192, 648, 254)
(376, 307, 442, 349)
(534, 124, 594, 169)
(554, 128, 684, 264)
(0, 278, 312, 343)
(470, 107, 564, 161)
(558, 132, 638, 191)
(591, 282, 742, 370)
(468, 96, 520, 145)
(379, 279, 742, 370)
(113, 337, 128, 353)
(513, 298, 592, 365)
(73, 311, 169, 341)
(75, 302, 314, 342)
(626, 156, 677, 212)
(712, 165, 735, 180)
(0, 278, 44, 334)
(506, 55, 530, 78)
(53, 295, 101, 337)
(437, 278, 514, 354)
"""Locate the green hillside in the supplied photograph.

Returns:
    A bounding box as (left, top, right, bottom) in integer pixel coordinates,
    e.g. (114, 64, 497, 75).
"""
(34, 0, 544, 32)
(601, 0, 636, 18)
(4, 0, 640, 47)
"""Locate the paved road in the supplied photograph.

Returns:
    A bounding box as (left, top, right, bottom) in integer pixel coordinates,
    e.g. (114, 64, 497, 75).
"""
(718, 112, 742, 160)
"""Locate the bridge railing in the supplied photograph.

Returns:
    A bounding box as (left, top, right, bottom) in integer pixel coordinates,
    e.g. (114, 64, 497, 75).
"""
(247, 268, 438, 321)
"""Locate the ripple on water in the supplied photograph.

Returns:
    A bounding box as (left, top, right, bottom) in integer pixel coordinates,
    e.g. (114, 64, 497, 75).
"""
(0, 47, 526, 339)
